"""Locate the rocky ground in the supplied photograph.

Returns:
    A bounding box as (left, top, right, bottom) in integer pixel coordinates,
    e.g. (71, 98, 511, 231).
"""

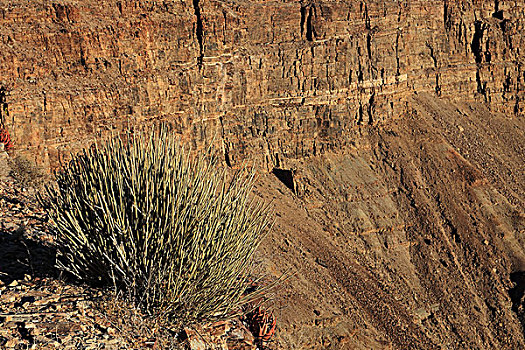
(0, 152, 270, 350)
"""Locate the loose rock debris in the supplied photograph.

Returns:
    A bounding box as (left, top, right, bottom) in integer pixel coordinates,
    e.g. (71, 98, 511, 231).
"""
(0, 156, 268, 349)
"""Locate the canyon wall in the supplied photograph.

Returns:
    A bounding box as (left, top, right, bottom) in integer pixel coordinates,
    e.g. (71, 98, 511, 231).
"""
(1, 2, 525, 348)
(0, 0, 523, 169)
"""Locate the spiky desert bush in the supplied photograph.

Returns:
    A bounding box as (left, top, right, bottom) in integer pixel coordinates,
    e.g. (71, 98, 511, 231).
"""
(42, 126, 273, 322)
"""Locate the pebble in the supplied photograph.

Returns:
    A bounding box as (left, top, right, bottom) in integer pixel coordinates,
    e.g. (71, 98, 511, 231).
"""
(8, 280, 18, 287)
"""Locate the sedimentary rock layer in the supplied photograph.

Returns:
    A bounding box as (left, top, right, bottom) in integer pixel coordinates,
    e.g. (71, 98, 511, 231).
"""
(0, 0, 523, 168)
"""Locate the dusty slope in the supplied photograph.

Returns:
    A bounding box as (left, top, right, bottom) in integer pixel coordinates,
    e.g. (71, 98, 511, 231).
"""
(254, 94, 525, 349)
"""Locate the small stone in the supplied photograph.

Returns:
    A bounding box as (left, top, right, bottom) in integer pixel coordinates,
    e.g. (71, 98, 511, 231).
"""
(228, 329, 244, 340)
(8, 280, 18, 287)
(144, 340, 156, 348)
(5, 338, 18, 348)
(184, 328, 207, 350)
(210, 321, 230, 336)
(483, 240, 489, 245)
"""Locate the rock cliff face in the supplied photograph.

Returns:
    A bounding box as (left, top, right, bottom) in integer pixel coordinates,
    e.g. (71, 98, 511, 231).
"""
(0, 0, 524, 169)
(1, 1, 525, 349)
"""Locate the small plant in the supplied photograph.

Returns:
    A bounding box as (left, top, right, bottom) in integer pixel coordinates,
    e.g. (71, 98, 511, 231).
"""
(246, 306, 276, 344)
(0, 126, 13, 151)
(8, 155, 46, 188)
(41, 126, 273, 323)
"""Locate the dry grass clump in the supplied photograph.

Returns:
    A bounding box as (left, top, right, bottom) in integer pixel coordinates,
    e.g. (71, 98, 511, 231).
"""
(41, 126, 273, 323)
(8, 155, 47, 188)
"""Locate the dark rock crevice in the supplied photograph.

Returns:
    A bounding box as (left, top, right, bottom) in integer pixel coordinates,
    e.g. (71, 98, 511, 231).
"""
(362, 1, 371, 30)
(471, 20, 484, 64)
(395, 30, 401, 76)
(443, 0, 452, 31)
(509, 272, 525, 336)
(0, 87, 8, 127)
(471, 21, 488, 101)
(367, 90, 375, 125)
(300, 4, 316, 41)
(306, 6, 316, 41)
(272, 168, 295, 194)
(192, 0, 204, 66)
(493, 0, 501, 18)
(300, 5, 307, 38)
(219, 116, 231, 167)
(476, 70, 488, 101)
(366, 32, 372, 61)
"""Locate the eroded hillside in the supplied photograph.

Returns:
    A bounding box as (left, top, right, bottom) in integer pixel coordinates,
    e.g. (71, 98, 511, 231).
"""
(0, 0, 524, 349)
(254, 94, 525, 348)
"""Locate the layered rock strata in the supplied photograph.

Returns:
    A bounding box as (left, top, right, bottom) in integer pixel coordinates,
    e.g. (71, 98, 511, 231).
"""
(1, 1, 525, 349)
(0, 0, 523, 169)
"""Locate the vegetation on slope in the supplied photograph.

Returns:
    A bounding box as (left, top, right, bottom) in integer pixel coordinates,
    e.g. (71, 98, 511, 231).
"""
(41, 126, 273, 323)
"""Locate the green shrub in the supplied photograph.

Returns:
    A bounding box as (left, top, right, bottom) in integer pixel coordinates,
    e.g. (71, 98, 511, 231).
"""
(42, 126, 273, 322)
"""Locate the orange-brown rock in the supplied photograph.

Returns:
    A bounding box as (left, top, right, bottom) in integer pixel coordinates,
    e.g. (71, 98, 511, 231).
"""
(1, 1, 525, 349)
(0, 0, 523, 170)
